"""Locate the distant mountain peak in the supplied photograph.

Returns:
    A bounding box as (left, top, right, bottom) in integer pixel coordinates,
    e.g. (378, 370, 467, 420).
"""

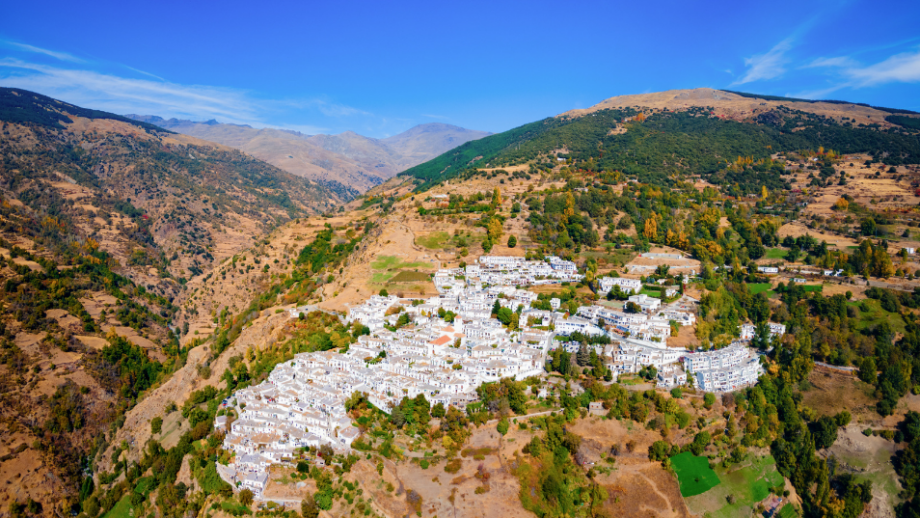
(123, 114, 489, 192)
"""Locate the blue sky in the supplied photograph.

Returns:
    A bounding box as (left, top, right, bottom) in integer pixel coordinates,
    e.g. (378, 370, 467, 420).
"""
(1, 0, 919, 137)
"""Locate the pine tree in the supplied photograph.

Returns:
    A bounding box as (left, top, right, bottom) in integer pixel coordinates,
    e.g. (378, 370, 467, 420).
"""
(750, 322, 771, 350)
(577, 341, 591, 367)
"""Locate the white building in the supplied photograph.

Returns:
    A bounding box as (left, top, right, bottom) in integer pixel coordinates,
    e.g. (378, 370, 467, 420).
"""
(683, 344, 764, 392)
(627, 294, 661, 313)
(598, 277, 642, 295)
(739, 322, 786, 341)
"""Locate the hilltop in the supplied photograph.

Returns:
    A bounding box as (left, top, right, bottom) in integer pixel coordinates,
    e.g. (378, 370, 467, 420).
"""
(127, 116, 490, 192)
(560, 87, 917, 124)
(399, 87, 920, 188)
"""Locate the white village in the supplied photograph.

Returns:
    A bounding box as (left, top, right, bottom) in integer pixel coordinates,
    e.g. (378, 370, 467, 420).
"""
(217, 255, 779, 495)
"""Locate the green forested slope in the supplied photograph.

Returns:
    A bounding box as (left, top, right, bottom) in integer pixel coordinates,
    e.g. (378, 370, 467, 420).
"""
(402, 105, 920, 190)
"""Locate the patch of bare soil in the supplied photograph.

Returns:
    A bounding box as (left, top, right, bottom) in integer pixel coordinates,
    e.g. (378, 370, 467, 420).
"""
(566, 416, 692, 517)
(824, 424, 901, 518)
(600, 465, 692, 518)
(802, 368, 880, 425)
(777, 223, 859, 250)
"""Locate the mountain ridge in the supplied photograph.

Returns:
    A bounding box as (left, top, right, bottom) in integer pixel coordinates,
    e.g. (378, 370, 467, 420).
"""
(125, 115, 491, 192)
(399, 87, 920, 188)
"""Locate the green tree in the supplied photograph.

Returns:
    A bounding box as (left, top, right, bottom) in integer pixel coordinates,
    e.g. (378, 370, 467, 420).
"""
(150, 416, 162, 434)
(507, 235, 517, 248)
(703, 392, 716, 409)
(497, 419, 509, 435)
(751, 322, 772, 350)
(861, 218, 877, 236)
(649, 440, 671, 461)
(239, 489, 253, 506)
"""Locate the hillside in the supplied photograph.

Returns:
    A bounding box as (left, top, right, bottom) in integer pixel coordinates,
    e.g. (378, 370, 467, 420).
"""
(127, 116, 490, 192)
(95, 136, 920, 518)
(9, 87, 920, 518)
(401, 87, 920, 188)
(0, 87, 350, 514)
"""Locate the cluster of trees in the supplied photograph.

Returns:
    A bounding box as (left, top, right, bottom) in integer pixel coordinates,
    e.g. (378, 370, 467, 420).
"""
(517, 413, 605, 517)
(296, 224, 365, 274)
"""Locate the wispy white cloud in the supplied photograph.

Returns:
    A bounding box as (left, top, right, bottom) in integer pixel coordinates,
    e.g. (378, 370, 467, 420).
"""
(0, 58, 261, 124)
(5, 41, 85, 63)
(732, 38, 794, 85)
(803, 56, 858, 68)
(791, 48, 920, 99)
(0, 54, 377, 132)
(121, 65, 166, 82)
(421, 113, 449, 120)
(845, 49, 920, 86)
(276, 98, 370, 118)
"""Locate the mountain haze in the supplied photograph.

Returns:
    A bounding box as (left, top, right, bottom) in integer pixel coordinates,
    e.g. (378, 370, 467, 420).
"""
(127, 115, 491, 191)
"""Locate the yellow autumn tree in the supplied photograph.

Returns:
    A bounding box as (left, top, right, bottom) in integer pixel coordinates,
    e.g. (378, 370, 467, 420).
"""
(873, 249, 895, 278)
(643, 216, 658, 241)
(665, 229, 678, 248)
(492, 187, 502, 208)
(487, 218, 503, 241)
(761, 186, 769, 200)
(635, 112, 646, 122)
(562, 192, 575, 222)
(676, 230, 690, 250)
(833, 198, 849, 211)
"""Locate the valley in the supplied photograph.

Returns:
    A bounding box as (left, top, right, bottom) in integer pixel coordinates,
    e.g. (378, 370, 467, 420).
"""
(127, 117, 491, 193)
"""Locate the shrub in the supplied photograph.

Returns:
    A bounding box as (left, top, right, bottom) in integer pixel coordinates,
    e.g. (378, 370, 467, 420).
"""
(444, 459, 462, 473)
(151, 417, 162, 434)
(703, 392, 716, 409)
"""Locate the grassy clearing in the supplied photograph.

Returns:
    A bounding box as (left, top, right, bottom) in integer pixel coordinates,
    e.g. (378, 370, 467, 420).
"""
(847, 299, 906, 334)
(102, 496, 133, 518)
(747, 283, 773, 295)
(371, 272, 394, 283)
(371, 255, 432, 271)
(764, 248, 787, 259)
(800, 284, 822, 293)
(640, 288, 662, 299)
(684, 454, 785, 518)
(416, 231, 451, 249)
(584, 249, 637, 266)
(388, 271, 430, 283)
(777, 503, 799, 518)
(671, 452, 721, 497)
